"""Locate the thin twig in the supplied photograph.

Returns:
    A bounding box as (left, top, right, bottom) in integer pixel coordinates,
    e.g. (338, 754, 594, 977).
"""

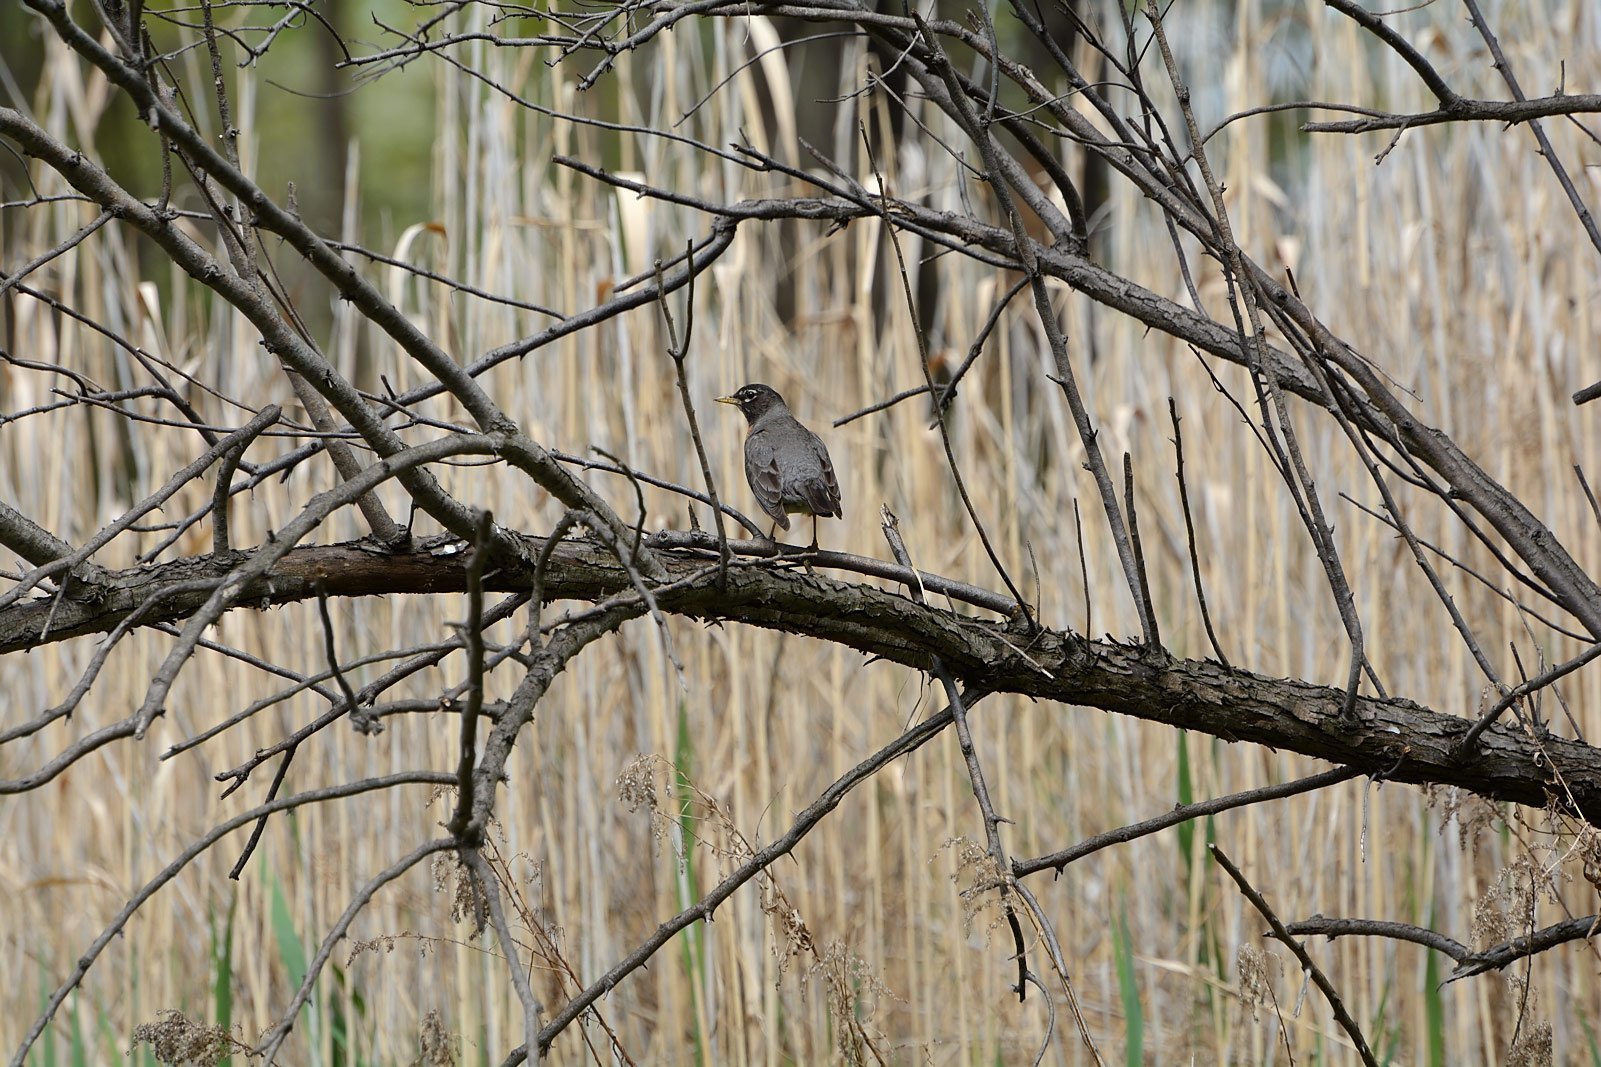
(211, 406, 279, 554)
(832, 276, 1028, 427)
(1168, 399, 1228, 664)
(657, 246, 730, 584)
(1210, 844, 1379, 1067)
(1575, 465, 1601, 532)
(462, 848, 545, 1062)
(1015, 766, 1362, 877)
(1013, 881, 1106, 1065)
(1121, 452, 1160, 649)
(448, 511, 495, 839)
(917, 16, 1149, 641)
(1284, 912, 1601, 983)
(1320, 0, 1460, 107)
(0, 209, 111, 300)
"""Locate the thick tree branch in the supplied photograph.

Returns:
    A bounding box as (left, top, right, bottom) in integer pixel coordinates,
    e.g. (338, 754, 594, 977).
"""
(5, 535, 1598, 824)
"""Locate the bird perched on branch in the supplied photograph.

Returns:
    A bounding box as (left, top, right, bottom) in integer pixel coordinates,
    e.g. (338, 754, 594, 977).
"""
(715, 383, 842, 549)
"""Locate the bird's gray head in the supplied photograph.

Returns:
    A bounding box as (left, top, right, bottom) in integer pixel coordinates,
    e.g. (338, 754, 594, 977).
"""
(714, 383, 787, 424)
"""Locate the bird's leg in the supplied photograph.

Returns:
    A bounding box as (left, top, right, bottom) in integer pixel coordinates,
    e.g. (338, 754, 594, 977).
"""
(797, 515, 819, 575)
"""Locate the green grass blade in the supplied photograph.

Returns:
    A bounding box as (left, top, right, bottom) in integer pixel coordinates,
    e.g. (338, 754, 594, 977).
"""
(1175, 731, 1195, 868)
(267, 863, 316, 1062)
(1579, 1012, 1601, 1067)
(1424, 936, 1445, 1067)
(212, 886, 238, 1061)
(1113, 904, 1143, 1067)
(674, 700, 708, 1067)
(269, 869, 308, 989)
(69, 994, 87, 1067)
(37, 971, 56, 1067)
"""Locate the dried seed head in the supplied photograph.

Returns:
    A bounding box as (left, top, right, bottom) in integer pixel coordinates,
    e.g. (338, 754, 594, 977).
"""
(1236, 943, 1274, 1020)
(616, 754, 662, 816)
(130, 1010, 243, 1067)
(418, 1009, 460, 1067)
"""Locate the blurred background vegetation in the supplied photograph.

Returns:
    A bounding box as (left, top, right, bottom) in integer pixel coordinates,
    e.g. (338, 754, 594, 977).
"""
(4, 1, 1601, 1064)
(1, 0, 434, 230)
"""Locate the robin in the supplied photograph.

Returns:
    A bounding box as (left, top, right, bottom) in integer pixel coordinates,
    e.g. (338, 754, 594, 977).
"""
(715, 383, 842, 549)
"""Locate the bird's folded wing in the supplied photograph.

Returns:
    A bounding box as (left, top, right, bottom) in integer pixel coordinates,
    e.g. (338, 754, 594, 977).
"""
(807, 433, 843, 519)
(745, 437, 790, 527)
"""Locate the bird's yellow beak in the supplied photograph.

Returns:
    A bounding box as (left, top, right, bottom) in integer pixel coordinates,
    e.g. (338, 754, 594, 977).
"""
(714, 395, 739, 406)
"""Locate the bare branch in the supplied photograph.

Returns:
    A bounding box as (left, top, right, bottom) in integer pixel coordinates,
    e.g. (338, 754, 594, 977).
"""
(1284, 912, 1601, 983)
(462, 848, 545, 1063)
(1210, 843, 1379, 1067)
(1015, 766, 1363, 877)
